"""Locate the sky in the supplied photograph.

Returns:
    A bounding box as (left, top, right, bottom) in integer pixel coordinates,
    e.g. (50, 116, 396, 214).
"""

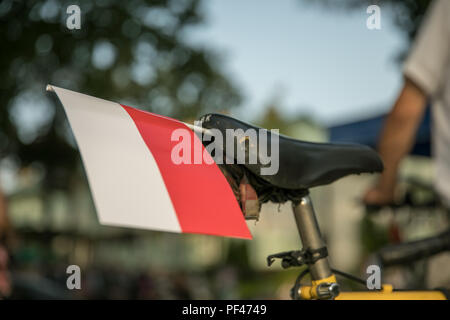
(186, 0, 408, 126)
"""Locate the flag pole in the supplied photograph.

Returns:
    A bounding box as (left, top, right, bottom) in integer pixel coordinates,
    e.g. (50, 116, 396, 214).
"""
(184, 123, 213, 136)
(46, 84, 212, 136)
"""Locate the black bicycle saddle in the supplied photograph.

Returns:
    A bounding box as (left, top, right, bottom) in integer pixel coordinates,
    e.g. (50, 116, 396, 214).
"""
(198, 113, 383, 190)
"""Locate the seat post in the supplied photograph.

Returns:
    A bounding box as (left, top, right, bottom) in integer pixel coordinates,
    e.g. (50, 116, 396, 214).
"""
(293, 195, 332, 281)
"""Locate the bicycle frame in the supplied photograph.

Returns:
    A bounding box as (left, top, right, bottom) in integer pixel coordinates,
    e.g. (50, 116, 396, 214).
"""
(291, 195, 447, 300)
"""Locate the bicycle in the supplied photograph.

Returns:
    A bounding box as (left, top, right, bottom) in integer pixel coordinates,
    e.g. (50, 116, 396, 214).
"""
(362, 186, 450, 291)
(198, 113, 448, 300)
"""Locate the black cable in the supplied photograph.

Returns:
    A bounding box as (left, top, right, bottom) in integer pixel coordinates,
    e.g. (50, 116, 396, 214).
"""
(291, 268, 310, 299)
(294, 268, 367, 288)
(331, 268, 367, 286)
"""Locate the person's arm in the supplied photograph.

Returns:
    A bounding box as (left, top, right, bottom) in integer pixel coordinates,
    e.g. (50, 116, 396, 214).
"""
(365, 0, 450, 205)
(364, 78, 427, 205)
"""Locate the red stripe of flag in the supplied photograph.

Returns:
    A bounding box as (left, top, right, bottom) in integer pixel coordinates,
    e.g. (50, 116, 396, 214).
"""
(122, 105, 252, 239)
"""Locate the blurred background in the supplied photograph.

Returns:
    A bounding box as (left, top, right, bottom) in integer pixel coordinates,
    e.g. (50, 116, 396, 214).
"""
(0, 0, 448, 299)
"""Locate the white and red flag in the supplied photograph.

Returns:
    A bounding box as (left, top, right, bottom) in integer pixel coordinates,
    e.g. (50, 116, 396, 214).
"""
(48, 85, 251, 239)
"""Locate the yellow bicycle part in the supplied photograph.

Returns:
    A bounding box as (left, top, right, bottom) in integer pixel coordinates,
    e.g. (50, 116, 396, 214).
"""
(335, 284, 446, 300)
(299, 278, 446, 300)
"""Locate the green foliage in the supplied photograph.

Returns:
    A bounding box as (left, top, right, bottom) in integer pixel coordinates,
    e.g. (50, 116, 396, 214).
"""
(0, 0, 241, 188)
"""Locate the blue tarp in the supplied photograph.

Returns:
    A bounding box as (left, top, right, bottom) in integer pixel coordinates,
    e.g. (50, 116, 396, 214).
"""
(328, 106, 432, 157)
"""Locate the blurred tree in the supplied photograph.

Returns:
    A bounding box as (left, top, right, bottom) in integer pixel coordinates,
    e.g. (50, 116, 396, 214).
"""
(0, 0, 241, 189)
(306, 0, 432, 60)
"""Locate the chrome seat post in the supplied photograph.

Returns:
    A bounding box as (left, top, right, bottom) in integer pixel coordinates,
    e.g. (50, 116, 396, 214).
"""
(292, 195, 332, 281)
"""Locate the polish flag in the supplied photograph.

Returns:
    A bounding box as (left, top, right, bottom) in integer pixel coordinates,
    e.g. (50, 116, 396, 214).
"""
(48, 85, 251, 239)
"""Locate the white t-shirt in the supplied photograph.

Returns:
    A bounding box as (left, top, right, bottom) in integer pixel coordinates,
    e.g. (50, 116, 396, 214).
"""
(403, 0, 450, 207)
